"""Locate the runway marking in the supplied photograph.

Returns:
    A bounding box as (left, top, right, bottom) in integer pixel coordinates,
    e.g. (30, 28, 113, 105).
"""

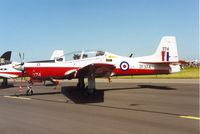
(3, 96, 31, 100)
(179, 116, 200, 120)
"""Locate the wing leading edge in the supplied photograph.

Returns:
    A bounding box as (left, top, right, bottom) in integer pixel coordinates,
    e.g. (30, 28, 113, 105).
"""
(64, 63, 115, 79)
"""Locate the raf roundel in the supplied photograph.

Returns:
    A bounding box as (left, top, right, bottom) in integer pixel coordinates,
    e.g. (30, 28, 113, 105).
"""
(120, 61, 129, 71)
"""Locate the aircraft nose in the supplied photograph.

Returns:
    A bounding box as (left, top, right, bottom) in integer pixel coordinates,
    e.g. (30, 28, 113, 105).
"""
(13, 63, 24, 71)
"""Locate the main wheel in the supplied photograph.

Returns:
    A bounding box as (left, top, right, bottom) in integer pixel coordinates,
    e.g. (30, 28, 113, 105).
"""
(85, 86, 96, 95)
(26, 90, 33, 96)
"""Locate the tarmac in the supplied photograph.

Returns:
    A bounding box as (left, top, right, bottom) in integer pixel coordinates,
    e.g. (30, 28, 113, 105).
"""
(0, 79, 199, 134)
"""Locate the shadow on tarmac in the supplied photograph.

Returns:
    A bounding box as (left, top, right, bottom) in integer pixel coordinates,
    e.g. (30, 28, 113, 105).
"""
(61, 86, 104, 104)
(138, 85, 176, 90)
(6, 84, 184, 117)
(0, 84, 14, 89)
(7, 84, 176, 104)
(61, 84, 176, 104)
(100, 84, 176, 92)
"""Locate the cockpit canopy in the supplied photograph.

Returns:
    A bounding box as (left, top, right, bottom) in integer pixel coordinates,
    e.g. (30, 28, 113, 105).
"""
(63, 50, 105, 61)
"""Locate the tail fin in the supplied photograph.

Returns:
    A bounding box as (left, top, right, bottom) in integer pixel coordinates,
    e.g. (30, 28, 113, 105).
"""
(1, 51, 12, 61)
(153, 36, 179, 62)
(50, 50, 65, 62)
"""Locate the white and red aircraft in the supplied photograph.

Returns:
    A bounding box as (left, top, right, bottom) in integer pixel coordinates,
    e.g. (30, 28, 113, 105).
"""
(14, 36, 180, 95)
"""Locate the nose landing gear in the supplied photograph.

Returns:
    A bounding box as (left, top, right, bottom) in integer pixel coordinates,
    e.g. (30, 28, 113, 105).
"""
(26, 81, 33, 96)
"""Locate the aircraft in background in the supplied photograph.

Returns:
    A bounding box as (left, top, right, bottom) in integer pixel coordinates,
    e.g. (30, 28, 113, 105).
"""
(0, 50, 65, 88)
(0, 51, 22, 87)
(14, 36, 180, 95)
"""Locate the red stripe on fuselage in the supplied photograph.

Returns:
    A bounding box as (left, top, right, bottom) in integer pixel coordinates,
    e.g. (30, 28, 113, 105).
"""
(113, 68, 169, 76)
(24, 66, 169, 80)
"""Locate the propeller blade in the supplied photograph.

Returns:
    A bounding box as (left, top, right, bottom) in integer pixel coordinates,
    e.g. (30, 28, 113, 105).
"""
(22, 53, 24, 61)
(19, 53, 21, 60)
(15, 52, 25, 72)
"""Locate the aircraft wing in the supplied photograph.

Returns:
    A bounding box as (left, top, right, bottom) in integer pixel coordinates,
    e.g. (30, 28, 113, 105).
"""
(0, 73, 19, 79)
(64, 63, 115, 79)
(76, 63, 115, 78)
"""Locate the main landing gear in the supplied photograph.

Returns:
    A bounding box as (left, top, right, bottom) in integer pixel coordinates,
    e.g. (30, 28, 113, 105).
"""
(1, 78, 8, 87)
(77, 76, 96, 95)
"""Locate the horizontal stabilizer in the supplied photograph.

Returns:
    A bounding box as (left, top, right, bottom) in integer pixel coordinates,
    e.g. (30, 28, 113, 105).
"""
(139, 61, 179, 64)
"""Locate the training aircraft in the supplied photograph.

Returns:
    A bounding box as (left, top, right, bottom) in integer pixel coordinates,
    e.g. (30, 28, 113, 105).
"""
(14, 36, 180, 95)
(0, 50, 65, 88)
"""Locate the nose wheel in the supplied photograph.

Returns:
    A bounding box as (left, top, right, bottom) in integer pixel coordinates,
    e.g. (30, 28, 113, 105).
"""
(26, 81, 33, 96)
(26, 89, 33, 96)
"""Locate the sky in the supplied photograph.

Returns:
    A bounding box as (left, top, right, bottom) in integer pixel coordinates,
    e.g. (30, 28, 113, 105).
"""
(0, 0, 199, 61)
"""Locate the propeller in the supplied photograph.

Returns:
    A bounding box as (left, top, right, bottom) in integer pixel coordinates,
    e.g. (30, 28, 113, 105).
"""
(19, 52, 24, 65)
(16, 52, 25, 94)
(14, 52, 25, 71)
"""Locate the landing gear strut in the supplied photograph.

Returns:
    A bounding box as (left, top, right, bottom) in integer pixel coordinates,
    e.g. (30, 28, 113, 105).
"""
(1, 78, 8, 87)
(26, 81, 33, 96)
(77, 76, 96, 95)
(77, 77, 85, 89)
(87, 75, 96, 94)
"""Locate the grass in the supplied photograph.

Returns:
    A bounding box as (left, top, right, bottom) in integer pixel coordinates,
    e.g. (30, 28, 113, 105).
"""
(113, 67, 199, 79)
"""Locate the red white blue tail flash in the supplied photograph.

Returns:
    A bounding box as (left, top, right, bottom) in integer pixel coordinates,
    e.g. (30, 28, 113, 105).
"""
(161, 51, 170, 61)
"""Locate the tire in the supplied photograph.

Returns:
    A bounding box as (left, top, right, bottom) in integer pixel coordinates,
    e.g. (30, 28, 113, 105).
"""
(86, 86, 95, 95)
(26, 90, 33, 96)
